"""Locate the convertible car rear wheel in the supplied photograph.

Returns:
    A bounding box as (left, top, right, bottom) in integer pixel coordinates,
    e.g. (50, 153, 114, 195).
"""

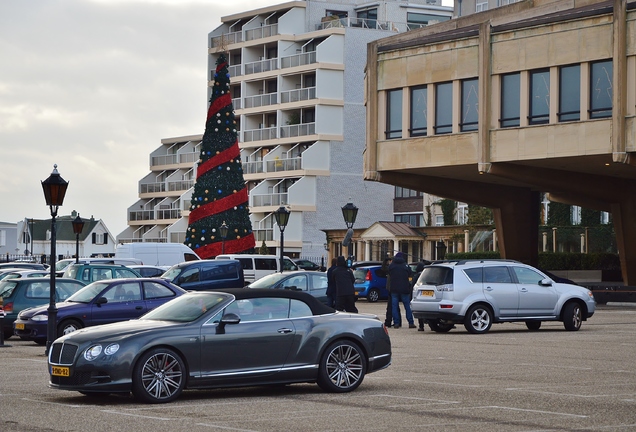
(317, 340, 367, 393)
(132, 348, 186, 403)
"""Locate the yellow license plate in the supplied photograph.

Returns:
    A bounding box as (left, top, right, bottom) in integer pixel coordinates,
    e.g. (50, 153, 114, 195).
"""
(51, 366, 70, 377)
(14, 323, 24, 330)
(420, 290, 434, 297)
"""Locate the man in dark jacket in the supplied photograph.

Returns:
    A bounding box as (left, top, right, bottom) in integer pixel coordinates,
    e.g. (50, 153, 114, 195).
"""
(325, 258, 338, 308)
(388, 252, 414, 328)
(333, 255, 358, 313)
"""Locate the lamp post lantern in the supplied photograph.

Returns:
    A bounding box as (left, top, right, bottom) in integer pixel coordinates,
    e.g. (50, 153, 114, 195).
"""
(219, 221, 228, 255)
(71, 214, 85, 264)
(273, 206, 290, 273)
(41, 165, 69, 355)
(341, 201, 358, 265)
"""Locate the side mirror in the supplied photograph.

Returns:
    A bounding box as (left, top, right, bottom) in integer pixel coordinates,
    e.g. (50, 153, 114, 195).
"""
(95, 297, 108, 305)
(217, 312, 241, 334)
(539, 278, 553, 287)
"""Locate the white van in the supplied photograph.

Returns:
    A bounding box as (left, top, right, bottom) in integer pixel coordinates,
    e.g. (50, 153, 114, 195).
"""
(215, 254, 298, 284)
(115, 243, 200, 267)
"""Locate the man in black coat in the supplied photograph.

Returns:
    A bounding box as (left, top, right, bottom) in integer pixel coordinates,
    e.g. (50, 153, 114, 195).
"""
(332, 255, 358, 313)
(388, 252, 414, 328)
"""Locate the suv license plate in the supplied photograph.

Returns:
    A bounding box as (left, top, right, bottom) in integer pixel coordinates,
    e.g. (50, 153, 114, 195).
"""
(420, 290, 434, 297)
(51, 366, 70, 377)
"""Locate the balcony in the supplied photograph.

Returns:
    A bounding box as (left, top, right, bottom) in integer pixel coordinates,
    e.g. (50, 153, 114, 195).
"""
(316, 17, 414, 32)
(156, 209, 181, 220)
(245, 58, 278, 75)
(128, 209, 181, 222)
(280, 122, 315, 138)
(243, 160, 264, 174)
(211, 31, 242, 48)
(244, 92, 278, 109)
(167, 180, 194, 192)
(244, 126, 277, 143)
(150, 152, 198, 168)
(245, 23, 278, 41)
(253, 228, 274, 242)
(251, 193, 288, 207)
(280, 86, 316, 104)
(140, 183, 165, 194)
(280, 51, 316, 69)
(266, 157, 301, 172)
(229, 64, 242, 78)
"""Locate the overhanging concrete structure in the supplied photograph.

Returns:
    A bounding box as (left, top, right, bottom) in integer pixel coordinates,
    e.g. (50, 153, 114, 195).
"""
(364, 0, 636, 283)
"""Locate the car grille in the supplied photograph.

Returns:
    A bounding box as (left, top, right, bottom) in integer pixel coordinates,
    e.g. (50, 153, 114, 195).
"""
(50, 371, 95, 386)
(49, 342, 78, 366)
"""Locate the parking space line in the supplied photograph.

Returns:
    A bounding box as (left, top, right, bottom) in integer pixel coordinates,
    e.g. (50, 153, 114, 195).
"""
(435, 405, 589, 418)
(100, 409, 176, 421)
(195, 424, 260, 431)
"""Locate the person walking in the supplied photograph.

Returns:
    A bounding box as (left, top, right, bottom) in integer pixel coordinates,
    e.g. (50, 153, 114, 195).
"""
(325, 257, 338, 308)
(333, 255, 358, 313)
(381, 256, 396, 327)
(388, 252, 414, 328)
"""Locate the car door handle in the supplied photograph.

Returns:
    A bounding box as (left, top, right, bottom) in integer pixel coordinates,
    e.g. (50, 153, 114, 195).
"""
(277, 328, 293, 334)
(485, 286, 493, 291)
(520, 288, 528, 293)
(135, 306, 143, 310)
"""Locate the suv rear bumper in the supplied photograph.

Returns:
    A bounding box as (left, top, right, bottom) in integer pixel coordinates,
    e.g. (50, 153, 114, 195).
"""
(412, 310, 464, 322)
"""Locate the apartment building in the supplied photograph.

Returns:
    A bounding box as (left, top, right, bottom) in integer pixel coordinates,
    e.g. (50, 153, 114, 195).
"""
(365, 0, 636, 283)
(118, 0, 452, 260)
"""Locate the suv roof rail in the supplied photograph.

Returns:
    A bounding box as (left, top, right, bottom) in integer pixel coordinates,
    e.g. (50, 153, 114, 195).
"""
(454, 259, 521, 266)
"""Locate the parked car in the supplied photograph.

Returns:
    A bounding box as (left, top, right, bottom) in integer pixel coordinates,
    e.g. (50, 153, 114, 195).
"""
(48, 289, 391, 403)
(115, 242, 200, 267)
(354, 265, 389, 302)
(215, 254, 298, 284)
(350, 261, 383, 269)
(14, 278, 186, 344)
(294, 259, 323, 271)
(410, 259, 596, 334)
(247, 270, 330, 305)
(62, 263, 142, 283)
(0, 269, 49, 281)
(0, 278, 86, 339)
(56, 258, 144, 277)
(0, 262, 47, 271)
(161, 259, 244, 290)
(128, 265, 170, 278)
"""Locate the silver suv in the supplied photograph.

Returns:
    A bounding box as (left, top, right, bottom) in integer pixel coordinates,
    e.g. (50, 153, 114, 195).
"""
(410, 259, 596, 334)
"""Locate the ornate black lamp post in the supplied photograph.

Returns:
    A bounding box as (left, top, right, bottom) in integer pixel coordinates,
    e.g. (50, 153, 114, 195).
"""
(436, 240, 447, 260)
(71, 214, 85, 264)
(273, 206, 290, 273)
(341, 201, 358, 265)
(219, 221, 228, 255)
(41, 165, 69, 355)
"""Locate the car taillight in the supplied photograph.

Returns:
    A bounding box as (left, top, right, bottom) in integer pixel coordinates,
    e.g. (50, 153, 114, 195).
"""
(3, 302, 13, 313)
(366, 270, 372, 281)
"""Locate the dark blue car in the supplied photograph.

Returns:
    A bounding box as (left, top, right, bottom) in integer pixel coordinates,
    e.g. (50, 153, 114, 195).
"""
(13, 278, 186, 344)
(353, 265, 389, 302)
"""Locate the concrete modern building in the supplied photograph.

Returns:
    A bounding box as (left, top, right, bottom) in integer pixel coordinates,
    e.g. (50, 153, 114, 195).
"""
(0, 221, 18, 258)
(364, 0, 636, 283)
(118, 0, 453, 262)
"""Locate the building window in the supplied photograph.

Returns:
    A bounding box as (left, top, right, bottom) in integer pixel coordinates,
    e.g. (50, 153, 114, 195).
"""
(558, 64, 580, 122)
(410, 85, 427, 137)
(589, 60, 612, 119)
(395, 187, 422, 198)
(460, 78, 478, 131)
(529, 69, 550, 125)
(500, 73, 520, 127)
(435, 215, 444, 226)
(92, 233, 108, 245)
(394, 214, 424, 227)
(385, 89, 403, 139)
(476, 2, 488, 12)
(434, 82, 452, 134)
(356, 8, 377, 27)
(406, 12, 450, 30)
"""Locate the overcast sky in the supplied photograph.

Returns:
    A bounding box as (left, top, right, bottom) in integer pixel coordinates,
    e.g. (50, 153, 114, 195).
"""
(0, 0, 273, 236)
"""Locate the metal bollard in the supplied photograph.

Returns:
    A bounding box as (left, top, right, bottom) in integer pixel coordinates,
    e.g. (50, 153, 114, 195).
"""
(0, 303, 11, 348)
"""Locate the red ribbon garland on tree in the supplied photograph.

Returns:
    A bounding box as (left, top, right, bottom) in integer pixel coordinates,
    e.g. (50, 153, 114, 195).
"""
(194, 233, 255, 258)
(188, 188, 249, 225)
(196, 144, 240, 178)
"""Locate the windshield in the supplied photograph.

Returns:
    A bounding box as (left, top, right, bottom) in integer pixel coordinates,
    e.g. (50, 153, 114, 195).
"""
(55, 259, 74, 272)
(249, 272, 287, 288)
(161, 265, 183, 282)
(66, 282, 110, 303)
(0, 280, 19, 298)
(140, 292, 231, 322)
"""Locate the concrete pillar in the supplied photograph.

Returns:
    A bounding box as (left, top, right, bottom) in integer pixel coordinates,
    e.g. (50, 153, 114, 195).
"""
(542, 232, 548, 252)
(492, 229, 497, 252)
(611, 197, 636, 285)
(552, 227, 557, 252)
(580, 234, 585, 253)
(492, 190, 540, 266)
(464, 230, 470, 253)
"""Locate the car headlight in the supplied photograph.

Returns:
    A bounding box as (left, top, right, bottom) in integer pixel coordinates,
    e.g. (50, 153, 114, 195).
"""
(587, 290, 595, 299)
(84, 345, 103, 361)
(104, 344, 120, 355)
(31, 314, 48, 321)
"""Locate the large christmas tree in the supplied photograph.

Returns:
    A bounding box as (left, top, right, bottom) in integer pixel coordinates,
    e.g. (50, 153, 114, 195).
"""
(185, 53, 255, 258)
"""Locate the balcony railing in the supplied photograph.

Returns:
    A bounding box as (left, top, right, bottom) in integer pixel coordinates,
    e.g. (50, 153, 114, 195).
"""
(253, 228, 274, 242)
(211, 31, 242, 48)
(140, 183, 166, 194)
(266, 157, 301, 172)
(243, 126, 277, 142)
(229, 64, 242, 78)
(243, 160, 264, 174)
(129, 210, 156, 221)
(280, 51, 316, 69)
(245, 23, 278, 41)
(280, 86, 316, 104)
(280, 122, 315, 138)
(151, 152, 198, 167)
(167, 180, 194, 192)
(156, 209, 181, 220)
(316, 17, 420, 32)
(232, 97, 242, 109)
(244, 92, 277, 109)
(251, 193, 288, 207)
(245, 58, 278, 75)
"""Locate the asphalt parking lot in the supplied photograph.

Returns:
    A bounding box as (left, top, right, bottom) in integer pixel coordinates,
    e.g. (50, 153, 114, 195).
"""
(1, 301, 635, 432)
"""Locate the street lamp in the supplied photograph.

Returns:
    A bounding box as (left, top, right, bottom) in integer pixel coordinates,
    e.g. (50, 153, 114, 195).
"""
(219, 221, 228, 254)
(41, 165, 69, 355)
(71, 214, 85, 263)
(436, 240, 447, 260)
(273, 206, 290, 273)
(341, 201, 358, 265)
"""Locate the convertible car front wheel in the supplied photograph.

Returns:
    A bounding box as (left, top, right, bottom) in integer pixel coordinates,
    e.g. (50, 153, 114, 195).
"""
(317, 340, 367, 393)
(132, 348, 186, 403)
